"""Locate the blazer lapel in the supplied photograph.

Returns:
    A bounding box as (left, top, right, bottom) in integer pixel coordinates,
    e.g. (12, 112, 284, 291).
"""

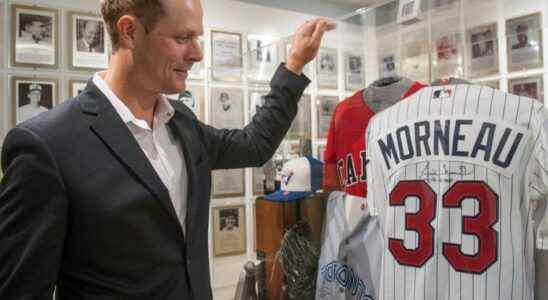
(80, 82, 180, 227)
(167, 114, 199, 239)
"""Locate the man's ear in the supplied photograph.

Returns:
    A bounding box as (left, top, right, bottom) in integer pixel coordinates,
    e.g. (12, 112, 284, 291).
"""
(116, 15, 139, 49)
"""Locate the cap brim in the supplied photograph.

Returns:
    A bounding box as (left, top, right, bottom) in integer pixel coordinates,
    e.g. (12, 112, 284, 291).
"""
(264, 190, 312, 202)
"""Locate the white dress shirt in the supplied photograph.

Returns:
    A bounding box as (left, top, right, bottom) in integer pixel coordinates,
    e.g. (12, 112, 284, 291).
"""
(93, 73, 188, 234)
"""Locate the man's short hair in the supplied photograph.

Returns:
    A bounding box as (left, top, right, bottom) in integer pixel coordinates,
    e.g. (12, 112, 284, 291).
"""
(100, 0, 165, 51)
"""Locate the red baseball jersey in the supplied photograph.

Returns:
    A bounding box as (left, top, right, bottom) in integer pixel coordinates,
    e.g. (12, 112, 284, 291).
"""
(323, 82, 425, 197)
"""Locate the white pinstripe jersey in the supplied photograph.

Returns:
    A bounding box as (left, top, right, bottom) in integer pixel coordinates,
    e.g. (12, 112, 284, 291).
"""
(365, 84, 548, 300)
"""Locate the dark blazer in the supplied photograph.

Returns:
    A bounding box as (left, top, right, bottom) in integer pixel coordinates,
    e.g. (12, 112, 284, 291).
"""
(0, 65, 309, 299)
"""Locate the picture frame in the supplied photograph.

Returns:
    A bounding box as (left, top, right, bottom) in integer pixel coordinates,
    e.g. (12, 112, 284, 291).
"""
(68, 11, 109, 71)
(251, 167, 265, 196)
(69, 79, 87, 98)
(467, 23, 499, 78)
(212, 205, 246, 256)
(316, 48, 338, 90)
(11, 76, 58, 126)
(506, 13, 544, 72)
(344, 52, 365, 91)
(211, 30, 242, 82)
(316, 96, 338, 139)
(287, 94, 311, 140)
(397, 0, 421, 25)
(11, 4, 59, 68)
(209, 87, 244, 129)
(431, 18, 463, 80)
(508, 75, 544, 102)
(247, 34, 278, 83)
(165, 84, 205, 120)
(212, 169, 245, 198)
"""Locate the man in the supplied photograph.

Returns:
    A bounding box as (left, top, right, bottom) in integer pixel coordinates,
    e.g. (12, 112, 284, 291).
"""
(19, 16, 47, 44)
(512, 23, 529, 50)
(0, 0, 333, 299)
(77, 20, 103, 53)
(18, 83, 49, 123)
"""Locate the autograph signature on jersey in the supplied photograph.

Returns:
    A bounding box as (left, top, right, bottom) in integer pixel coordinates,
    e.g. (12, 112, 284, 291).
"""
(420, 162, 471, 183)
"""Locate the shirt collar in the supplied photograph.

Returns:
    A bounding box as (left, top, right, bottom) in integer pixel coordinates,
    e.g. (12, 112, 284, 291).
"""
(92, 72, 175, 130)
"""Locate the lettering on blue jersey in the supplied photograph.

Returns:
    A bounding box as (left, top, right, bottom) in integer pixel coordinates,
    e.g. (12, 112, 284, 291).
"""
(377, 119, 524, 171)
(320, 261, 374, 300)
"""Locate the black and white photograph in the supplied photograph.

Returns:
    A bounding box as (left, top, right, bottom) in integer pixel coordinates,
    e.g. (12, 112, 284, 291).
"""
(165, 85, 204, 120)
(69, 12, 109, 70)
(344, 52, 365, 91)
(467, 23, 498, 78)
(188, 37, 205, 79)
(317, 48, 338, 89)
(252, 167, 265, 195)
(12, 77, 58, 126)
(397, 0, 421, 25)
(210, 88, 244, 129)
(509, 76, 544, 102)
(247, 34, 278, 82)
(432, 18, 463, 80)
(248, 91, 267, 120)
(11, 5, 58, 68)
(287, 94, 311, 140)
(380, 54, 398, 77)
(506, 13, 544, 71)
(213, 205, 246, 256)
(69, 80, 87, 98)
(316, 96, 338, 138)
(212, 169, 245, 198)
(211, 30, 242, 82)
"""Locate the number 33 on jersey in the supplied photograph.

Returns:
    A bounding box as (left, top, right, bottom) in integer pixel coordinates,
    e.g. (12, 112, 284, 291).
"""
(365, 84, 548, 300)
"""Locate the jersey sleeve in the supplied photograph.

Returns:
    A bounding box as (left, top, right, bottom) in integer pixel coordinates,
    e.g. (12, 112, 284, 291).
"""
(323, 104, 341, 192)
(528, 108, 548, 250)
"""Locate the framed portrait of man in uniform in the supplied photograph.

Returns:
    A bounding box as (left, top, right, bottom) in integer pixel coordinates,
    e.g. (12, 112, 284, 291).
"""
(212, 205, 246, 256)
(11, 5, 59, 68)
(467, 23, 499, 78)
(506, 13, 544, 72)
(11, 77, 58, 126)
(68, 12, 109, 70)
(209, 87, 244, 129)
(316, 96, 338, 138)
(317, 48, 338, 90)
(344, 52, 365, 91)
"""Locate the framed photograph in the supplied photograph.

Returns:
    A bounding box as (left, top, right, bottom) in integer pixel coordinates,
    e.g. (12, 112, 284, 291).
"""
(211, 30, 242, 82)
(212, 169, 245, 198)
(69, 79, 87, 97)
(401, 27, 430, 83)
(287, 94, 311, 140)
(316, 145, 326, 162)
(252, 167, 265, 196)
(431, 18, 463, 80)
(11, 5, 59, 68)
(344, 52, 365, 91)
(11, 77, 58, 126)
(506, 13, 544, 72)
(317, 48, 338, 90)
(247, 34, 278, 82)
(212, 205, 246, 256)
(379, 54, 398, 78)
(68, 12, 109, 70)
(481, 80, 500, 90)
(316, 96, 338, 138)
(209, 88, 244, 129)
(467, 23, 499, 78)
(248, 90, 268, 120)
(509, 76, 544, 102)
(397, 0, 421, 25)
(189, 37, 205, 79)
(165, 84, 204, 120)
